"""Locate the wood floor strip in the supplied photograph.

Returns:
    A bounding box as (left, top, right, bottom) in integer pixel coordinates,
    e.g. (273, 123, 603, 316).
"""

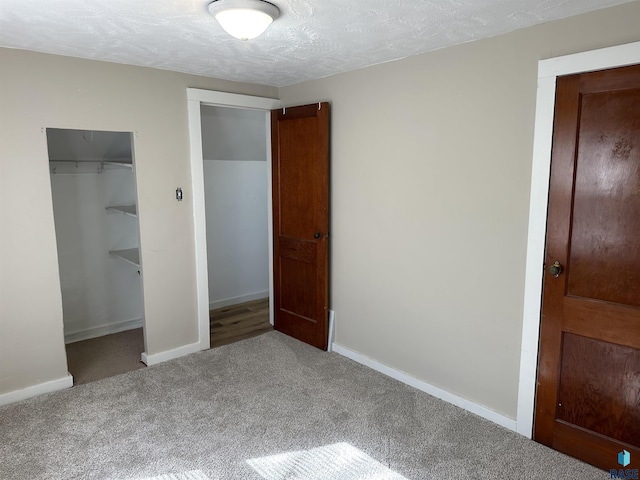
(209, 298, 272, 349)
(211, 312, 270, 327)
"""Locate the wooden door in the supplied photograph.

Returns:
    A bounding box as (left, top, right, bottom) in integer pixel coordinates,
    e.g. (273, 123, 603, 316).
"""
(534, 64, 640, 471)
(271, 103, 330, 350)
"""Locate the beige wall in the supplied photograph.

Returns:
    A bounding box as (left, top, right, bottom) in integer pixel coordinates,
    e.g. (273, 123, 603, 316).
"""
(0, 48, 277, 395)
(279, 2, 640, 419)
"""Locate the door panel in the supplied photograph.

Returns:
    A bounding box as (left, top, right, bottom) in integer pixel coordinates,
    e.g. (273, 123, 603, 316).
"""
(271, 103, 330, 350)
(556, 334, 640, 445)
(280, 257, 317, 319)
(534, 64, 640, 470)
(567, 88, 640, 306)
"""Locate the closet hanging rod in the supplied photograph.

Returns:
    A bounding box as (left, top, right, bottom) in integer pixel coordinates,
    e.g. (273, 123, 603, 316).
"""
(50, 160, 103, 175)
(49, 160, 103, 163)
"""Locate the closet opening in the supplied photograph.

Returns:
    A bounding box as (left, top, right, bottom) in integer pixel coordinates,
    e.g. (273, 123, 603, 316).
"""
(200, 105, 273, 347)
(47, 128, 146, 385)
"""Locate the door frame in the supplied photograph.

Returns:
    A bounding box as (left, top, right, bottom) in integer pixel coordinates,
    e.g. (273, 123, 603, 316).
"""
(516, 40, 640, 437)
(186, 89, 281, 349)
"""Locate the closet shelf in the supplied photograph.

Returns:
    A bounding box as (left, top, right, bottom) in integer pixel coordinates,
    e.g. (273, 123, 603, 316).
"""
(105, 205, 137, 217)
(102, 160, 134, 169)
(49, 159, 134, 174)
(50, 159, 103, 162)
(109, 248, 140, 268)
(50, 160, 102, 175)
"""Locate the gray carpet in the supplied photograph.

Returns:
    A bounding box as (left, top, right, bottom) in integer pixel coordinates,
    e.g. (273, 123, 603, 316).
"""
(0, 331, 602, 479)
(118, 471, 211, 480)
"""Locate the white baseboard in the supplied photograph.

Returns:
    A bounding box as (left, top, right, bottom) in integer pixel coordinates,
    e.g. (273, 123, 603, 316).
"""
(209, 290, 269, 310)
(0, 374, 73, 407)
(141, 340, 206, 366)
(327, 310, 335, 352)
(331, 343, 517, 432)
(64, 317, 143, 344)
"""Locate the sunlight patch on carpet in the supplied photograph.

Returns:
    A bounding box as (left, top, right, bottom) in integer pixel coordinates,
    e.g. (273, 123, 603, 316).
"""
(121, 470, 210, 480)
(247, 442, 408, 479)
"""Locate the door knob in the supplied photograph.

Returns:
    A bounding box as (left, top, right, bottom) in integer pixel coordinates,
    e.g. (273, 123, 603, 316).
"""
(549, 261, 563, 278)
(314, 232, 322, 239)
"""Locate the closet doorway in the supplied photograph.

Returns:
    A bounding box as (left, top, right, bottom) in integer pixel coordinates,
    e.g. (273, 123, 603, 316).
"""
(47, 128, 146, 384)
(201, 106, 273, 347)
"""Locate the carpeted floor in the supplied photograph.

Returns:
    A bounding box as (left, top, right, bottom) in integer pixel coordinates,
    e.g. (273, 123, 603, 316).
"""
(66, 328, 146, 385)
(0, 331, 603, 480)
(66, 299, 272, 386)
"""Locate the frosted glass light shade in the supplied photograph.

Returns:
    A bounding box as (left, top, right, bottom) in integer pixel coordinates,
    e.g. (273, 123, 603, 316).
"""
(215, 9, 273, 40)
(208, 0, 280, 41)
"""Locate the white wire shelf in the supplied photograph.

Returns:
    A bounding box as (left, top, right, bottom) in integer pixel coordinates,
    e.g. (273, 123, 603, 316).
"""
(109, 248, 140, 269)
(105, 205, 137, 217)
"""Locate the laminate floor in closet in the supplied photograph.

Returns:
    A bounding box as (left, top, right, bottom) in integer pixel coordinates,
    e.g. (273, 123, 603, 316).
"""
(210, 298, 272, 349)
(66, 299, 272, 385)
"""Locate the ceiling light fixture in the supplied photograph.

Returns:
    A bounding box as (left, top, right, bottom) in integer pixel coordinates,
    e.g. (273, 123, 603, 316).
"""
(208, 0, 280, 41)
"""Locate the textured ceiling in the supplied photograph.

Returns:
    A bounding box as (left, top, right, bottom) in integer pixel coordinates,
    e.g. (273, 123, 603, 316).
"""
(0, 0, 633, 87)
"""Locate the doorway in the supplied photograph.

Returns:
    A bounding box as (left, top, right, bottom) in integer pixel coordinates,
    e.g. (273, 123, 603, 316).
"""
(187, 89, 280, 350)
(533, 64, 640, 469)
(200, 105, 273, 347)
(47, 128, 146, 384)
(187, 90, 332, 352)
(517, 40, 640, 452)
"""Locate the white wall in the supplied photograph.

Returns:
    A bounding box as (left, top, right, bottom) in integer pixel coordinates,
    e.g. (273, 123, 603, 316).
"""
(279, 1, 640, 421)
(50, 161, 143, 343)
(201, 106, 267, 161)
(204, 161, 268, 308)
(0, 47, 277, 399)
(201, 106, 268, 309)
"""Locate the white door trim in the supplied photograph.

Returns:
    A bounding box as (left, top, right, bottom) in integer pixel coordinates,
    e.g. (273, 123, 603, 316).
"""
(516, 40, 640, 437)
(186, 89, 280, 350)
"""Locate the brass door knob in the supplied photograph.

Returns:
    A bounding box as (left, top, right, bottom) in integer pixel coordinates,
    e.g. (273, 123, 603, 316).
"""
(549, 261, 563, 278)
